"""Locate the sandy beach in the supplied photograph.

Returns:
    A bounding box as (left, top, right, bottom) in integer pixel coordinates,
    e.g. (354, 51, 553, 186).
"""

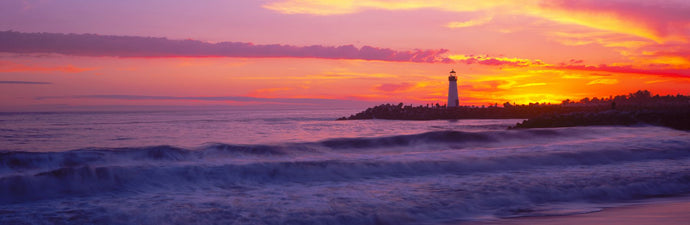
(465, 198, 690, 225)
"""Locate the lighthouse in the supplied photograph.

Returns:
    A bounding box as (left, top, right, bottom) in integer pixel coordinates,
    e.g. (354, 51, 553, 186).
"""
(447, 69, 459, 107)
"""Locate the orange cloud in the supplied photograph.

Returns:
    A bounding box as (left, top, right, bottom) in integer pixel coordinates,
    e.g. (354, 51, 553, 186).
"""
(539, 0, 690, 43)
(459, 80, 510, 92)
(448, 55, 543, 67)
(374, 82, 416, 92)
(446, 14, 493, 28)
(553, 64, 690, 78)
(0, 60, 93, 73)
(548, 31, 651, 49)
(34, 94, 356, 106)
(514, 82, 546, 88)
(247, 87, 295, 98)
(587, 78, 619, 85)
(534, 8, 663, 43)
(262, 0, 514, 15)
(628, 45, 690, 69)
(265, 0, 690, 43)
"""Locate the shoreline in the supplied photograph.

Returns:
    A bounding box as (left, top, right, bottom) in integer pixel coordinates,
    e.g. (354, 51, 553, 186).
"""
(338, 103, 690, 131)
(462, 196, 690, 225)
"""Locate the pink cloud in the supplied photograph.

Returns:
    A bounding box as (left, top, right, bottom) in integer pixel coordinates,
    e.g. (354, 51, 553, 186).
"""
(0, 31, 450, 63)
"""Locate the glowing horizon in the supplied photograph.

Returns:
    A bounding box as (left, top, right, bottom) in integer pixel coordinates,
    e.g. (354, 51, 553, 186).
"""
(1, 0, 689, 110)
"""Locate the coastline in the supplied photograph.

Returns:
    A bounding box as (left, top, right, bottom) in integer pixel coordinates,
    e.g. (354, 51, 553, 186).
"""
(338, 91, 690, 131)
(510, 109, 690, 130)
(462, 197, 690, 225)
(338, 104, 690, 131)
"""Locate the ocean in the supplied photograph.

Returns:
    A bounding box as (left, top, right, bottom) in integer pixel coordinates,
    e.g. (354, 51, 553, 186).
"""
(1, 109, 689, 224)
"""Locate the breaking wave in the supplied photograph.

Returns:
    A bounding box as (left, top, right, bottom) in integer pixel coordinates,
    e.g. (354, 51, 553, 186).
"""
(1, 127, 690, 224)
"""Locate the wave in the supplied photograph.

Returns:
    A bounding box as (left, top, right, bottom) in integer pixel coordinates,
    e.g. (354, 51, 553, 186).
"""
(0, 129, 593, 172)
(2, 128, 689, 210)
(3, 158, 690, 204)
(0, 128, 686, 172)
(2, 160, 689, 225)
(2, 150, 690, 204)
(0, 131, 483, 170)
(318, 130, 496, 149)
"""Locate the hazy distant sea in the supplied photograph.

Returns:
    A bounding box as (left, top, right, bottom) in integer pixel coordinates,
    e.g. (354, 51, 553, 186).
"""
(1, 109, 689, 224)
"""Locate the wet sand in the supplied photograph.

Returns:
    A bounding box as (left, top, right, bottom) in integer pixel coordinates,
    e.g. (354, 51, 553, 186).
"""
(465, 198, 690, 225)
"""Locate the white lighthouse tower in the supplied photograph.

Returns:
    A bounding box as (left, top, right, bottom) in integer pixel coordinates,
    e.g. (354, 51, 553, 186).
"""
(447, 69, 459, 107)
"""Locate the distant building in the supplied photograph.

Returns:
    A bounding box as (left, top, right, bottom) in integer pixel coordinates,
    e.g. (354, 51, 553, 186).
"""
(447, 69, 459, 107)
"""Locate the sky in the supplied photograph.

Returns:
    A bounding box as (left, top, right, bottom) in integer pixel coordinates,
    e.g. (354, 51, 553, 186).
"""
(1, 0, 689, 111)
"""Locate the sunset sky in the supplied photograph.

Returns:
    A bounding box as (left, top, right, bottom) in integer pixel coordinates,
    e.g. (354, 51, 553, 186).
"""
(1, 0, 689, 111)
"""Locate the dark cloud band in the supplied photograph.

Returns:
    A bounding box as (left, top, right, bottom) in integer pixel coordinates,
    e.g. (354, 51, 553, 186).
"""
(0, 31, 449, 63)
(0, 80, 52, 84)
